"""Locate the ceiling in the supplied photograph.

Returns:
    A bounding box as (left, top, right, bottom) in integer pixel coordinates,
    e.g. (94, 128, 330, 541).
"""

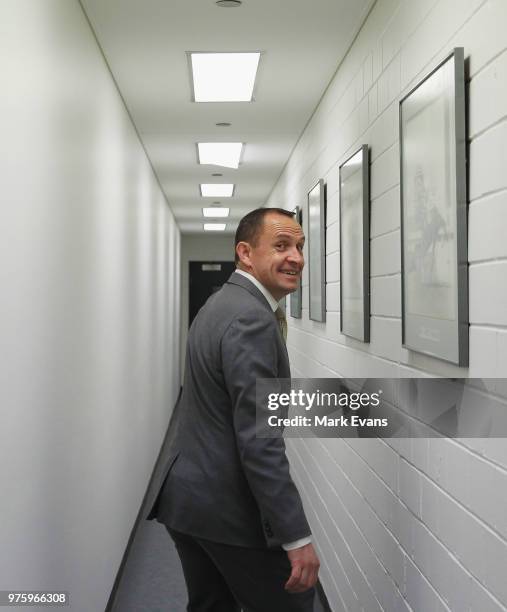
(81, 0, 374, 234)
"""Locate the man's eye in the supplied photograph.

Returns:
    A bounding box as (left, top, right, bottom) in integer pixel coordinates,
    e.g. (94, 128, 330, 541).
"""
(276, 243, 286, 249)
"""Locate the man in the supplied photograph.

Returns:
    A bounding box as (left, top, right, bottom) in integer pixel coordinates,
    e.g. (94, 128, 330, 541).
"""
(148, 208, 319, 611)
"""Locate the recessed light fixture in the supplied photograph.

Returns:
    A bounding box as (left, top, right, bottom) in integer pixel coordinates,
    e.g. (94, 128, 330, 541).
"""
(203, 207, 230, 218)
(200, 184, 234, 197)
(204, 223, 227, 231)
(190, 52, 260, 102)
(216, 122, 231, 127)
(198, 142, 243, 169)
(216, 0, 242, 7)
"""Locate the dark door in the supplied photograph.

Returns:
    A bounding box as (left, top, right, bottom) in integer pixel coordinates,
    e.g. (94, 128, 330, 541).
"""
(189, 261, 236, 327)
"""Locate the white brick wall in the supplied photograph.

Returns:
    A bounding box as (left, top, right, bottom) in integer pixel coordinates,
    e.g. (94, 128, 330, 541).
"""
(267, 0, 507, 609)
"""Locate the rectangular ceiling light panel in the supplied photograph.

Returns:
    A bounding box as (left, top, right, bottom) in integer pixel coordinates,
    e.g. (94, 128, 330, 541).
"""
(198, 142, 243, 169)
(203, 207, 230, 217)
(191, 52, 260, 102)
(200, 184, 234, 197)
(204, 223, 227, 231)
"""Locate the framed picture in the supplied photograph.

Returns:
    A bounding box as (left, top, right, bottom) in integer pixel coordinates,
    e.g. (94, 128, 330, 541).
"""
(339, 145, 370, 342)
(399, 48, 468, 366)
(289, 205, 303, 319)
(308, 179, 326, 322)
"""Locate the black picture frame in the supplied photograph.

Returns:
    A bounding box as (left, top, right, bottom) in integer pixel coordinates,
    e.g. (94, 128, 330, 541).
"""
(399, 47, 468, 366)
(339, 145, 370, 342)
(308, 179, 326, 322)
(289, 205, 303, 319)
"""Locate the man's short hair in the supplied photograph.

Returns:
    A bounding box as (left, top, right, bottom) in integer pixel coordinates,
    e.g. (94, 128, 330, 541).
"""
(234, 207, 295, 264)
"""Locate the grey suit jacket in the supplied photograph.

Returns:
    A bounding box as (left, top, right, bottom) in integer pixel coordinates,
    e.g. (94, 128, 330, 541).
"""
(148, 272, 310, 548)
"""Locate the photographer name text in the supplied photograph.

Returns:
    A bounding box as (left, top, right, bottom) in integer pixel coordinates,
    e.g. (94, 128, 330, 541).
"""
(268, 414, 388, 427)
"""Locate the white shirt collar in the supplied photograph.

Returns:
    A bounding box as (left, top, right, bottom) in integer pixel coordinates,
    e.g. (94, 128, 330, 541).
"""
(235, 269, 279, 312)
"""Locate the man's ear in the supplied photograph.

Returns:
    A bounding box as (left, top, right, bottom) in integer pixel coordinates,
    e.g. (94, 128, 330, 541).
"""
(236, 241, 252, 268)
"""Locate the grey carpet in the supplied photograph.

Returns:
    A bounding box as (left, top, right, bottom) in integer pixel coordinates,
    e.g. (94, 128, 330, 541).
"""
(111, 519, 187, 612)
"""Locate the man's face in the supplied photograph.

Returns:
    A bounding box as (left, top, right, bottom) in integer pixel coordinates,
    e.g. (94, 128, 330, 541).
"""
(240, 212, 305, 301)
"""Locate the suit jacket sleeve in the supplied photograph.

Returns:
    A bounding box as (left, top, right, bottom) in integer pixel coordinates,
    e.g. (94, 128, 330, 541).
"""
(221, 307, 311, 546)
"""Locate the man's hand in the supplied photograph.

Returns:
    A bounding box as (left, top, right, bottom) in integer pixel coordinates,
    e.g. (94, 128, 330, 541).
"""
(284, 543, 320, 593)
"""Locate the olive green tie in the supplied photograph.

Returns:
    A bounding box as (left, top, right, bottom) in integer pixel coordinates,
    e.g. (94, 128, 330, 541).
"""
(275, 306, 287, 343)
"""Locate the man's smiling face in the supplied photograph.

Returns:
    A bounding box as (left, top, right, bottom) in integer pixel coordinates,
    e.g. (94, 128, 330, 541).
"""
(239, 211, 305, 301)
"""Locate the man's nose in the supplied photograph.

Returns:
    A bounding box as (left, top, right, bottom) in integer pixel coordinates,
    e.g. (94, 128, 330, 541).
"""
(287, 247, 304, 266)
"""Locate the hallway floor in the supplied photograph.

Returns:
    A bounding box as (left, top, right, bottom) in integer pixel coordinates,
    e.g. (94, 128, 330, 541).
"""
(111, 520, 187, 612)
(111, 519, 328, 611)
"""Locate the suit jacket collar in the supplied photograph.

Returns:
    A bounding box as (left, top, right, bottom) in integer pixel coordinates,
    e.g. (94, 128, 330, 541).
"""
(226, 271, 273, 312)
(234, 270, 279, 311)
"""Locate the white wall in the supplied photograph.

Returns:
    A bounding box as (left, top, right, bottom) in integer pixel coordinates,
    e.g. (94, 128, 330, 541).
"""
(180, 234, 235, 376)
(267, 0, 507, 609)
(0, 1, 180, 611)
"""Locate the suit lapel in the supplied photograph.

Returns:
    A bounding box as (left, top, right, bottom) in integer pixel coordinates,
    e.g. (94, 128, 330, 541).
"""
(227, 271, 290, 370)
(226, 272, 273, 312)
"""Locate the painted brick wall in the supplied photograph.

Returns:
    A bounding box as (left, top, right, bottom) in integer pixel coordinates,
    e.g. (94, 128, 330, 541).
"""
(266, 0, 507, 609)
